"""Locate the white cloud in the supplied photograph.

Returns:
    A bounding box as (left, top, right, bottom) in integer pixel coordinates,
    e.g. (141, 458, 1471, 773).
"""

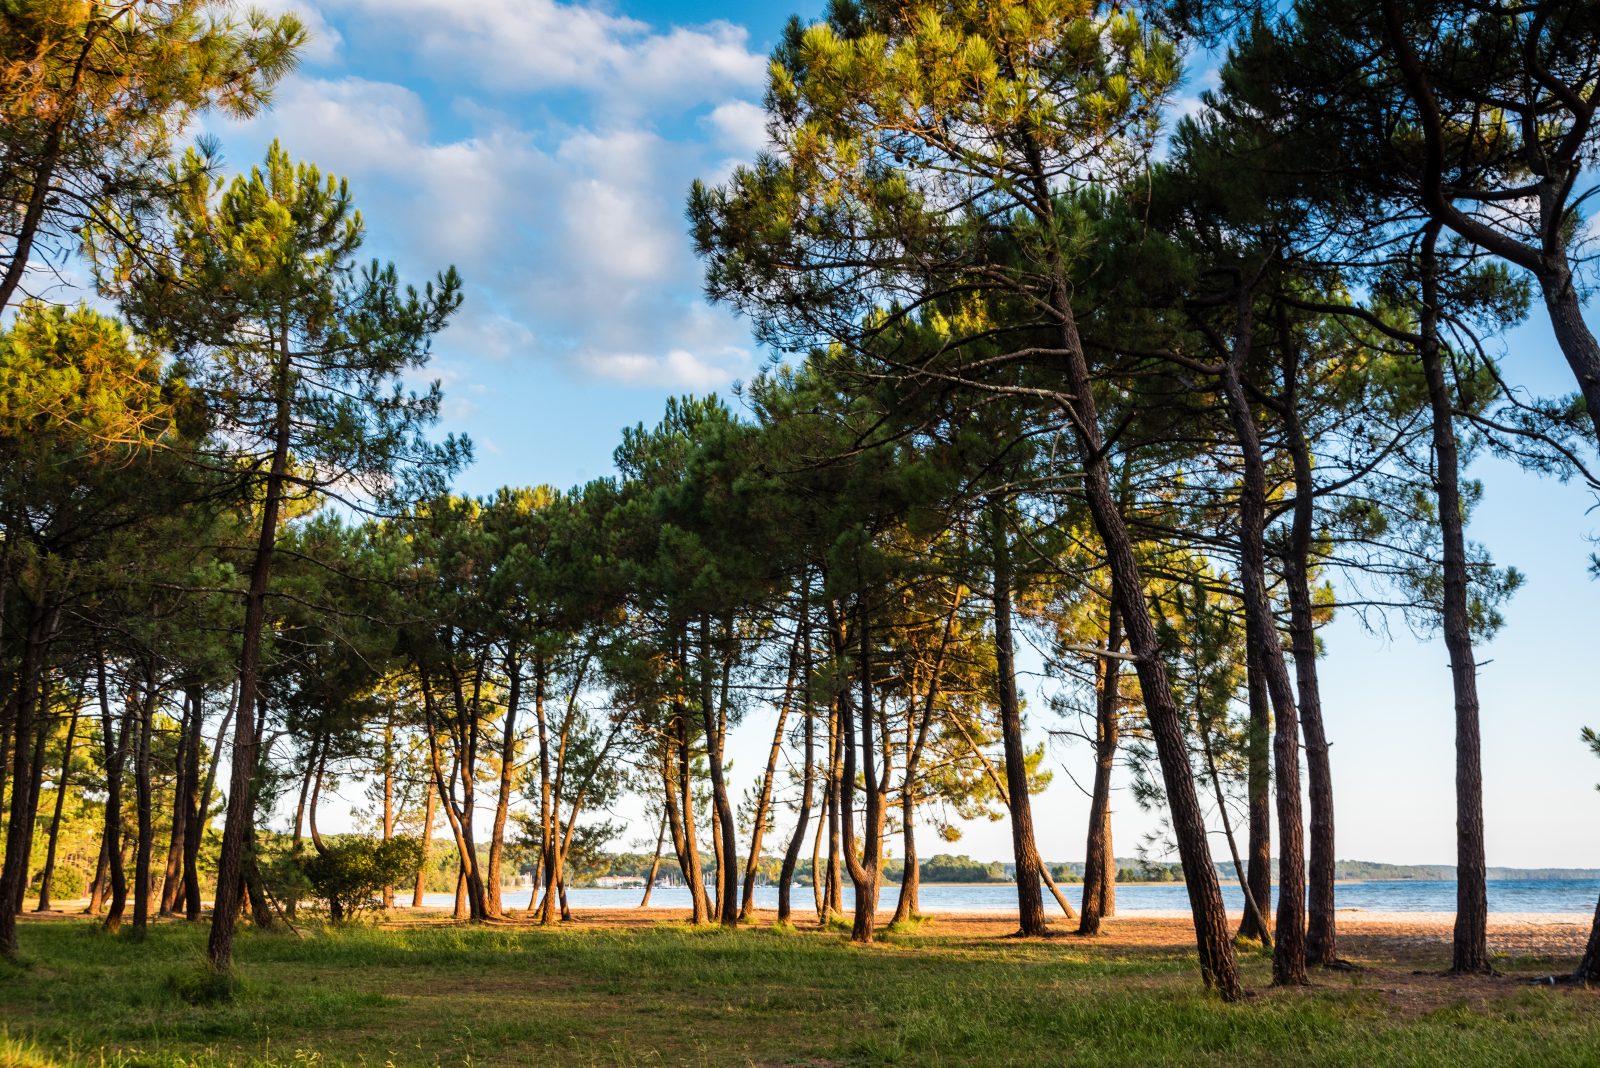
(581, 347, 751, 390)
(704, 100, 768, 155)
(217, 1, 771, 392)
(322, 0, 764, 109)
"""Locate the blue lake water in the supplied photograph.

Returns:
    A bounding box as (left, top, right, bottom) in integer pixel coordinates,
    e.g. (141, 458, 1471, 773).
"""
(424, 878, 1600, 915)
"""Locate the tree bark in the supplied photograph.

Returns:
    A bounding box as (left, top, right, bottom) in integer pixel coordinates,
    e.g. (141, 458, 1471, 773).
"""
(742, 622, 803, 921)
(699, 616, 741, 927)
(1216, 287, 1307, 987)
(778, 589, 816, 925)
(131, 675, 157, 935)
(990, 500, 1048, 936)
(35, 690, 81, 912)
(839, 604, 888, 943)
(181, 686, 205, 920)
(1419, 225, 1491, 975)
(208, 364, 294, 972)
(381, 716, 395, 909)
(1079, 601, 1123, 936)
(0, 609, 49, 956)
(1278, 310, 1337, 965)
(640, 813, 667, 908)
(1053, 277, 1243, 998)
(1238, 644, 1273, 943)
(1575, 891, 1600, 984)
(98, 657, 135, 934)
(486, 658, 521, 918)
(412, 781, 436, 908)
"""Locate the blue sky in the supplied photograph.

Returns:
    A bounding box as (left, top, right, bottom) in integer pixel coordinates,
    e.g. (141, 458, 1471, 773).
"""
(217, 0, 1600, 868)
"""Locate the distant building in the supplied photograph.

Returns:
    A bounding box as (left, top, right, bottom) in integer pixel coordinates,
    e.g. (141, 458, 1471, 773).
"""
(593, 875, 646, 889)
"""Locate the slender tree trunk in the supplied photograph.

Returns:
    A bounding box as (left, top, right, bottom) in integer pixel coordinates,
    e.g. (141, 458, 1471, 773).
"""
(1079, 602, 1123, 936)
(742, 624, 803, 920)
(131, 677, 157, 935)
(676, 708, 711, 922)
(825, 690, 843, 919)
(640, 813, 667, 908)
(1215, 289, 1307, 987)
(160, 690, 194, 917)
(100, 660, 135, 934)
(413, 781, 436, 908)
(1238, 644, 1273, 942)
(891, 780, 919, 926)
(182, 686, 205, 920)
(839, 604, 887, 943)
(1277, 308, 1337, 964)
(1052, 270, 1242, 998)
(486, 658, 521, 918)
(381, 717, 395, 909)
(453, 864, 467, 919)
(811, 770, 828, 923)
(0, 610, 49, 956)
(989, 501, 1048, 936)
(35, 693, 81, 912)
(779, 592, 816, 925)
(699, 616, 741, 927)
(209, 367, 294, 972)
(1201, 712, 1272, 949)
(87, 835, 109, 915)
(1419, 226, 1491, 975)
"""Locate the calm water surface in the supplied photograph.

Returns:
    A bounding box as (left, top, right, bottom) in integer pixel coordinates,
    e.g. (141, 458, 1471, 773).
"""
(424, 878, 1600, 915)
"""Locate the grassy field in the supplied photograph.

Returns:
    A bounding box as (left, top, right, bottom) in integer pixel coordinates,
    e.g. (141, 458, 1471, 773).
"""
(1, 912, 1597, 1067)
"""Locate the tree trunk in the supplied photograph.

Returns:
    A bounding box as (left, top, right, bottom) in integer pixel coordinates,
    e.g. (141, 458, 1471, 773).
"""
(1054, 277, 1242, 998)
(1276, 307, 1337, 963)
(1238, 644, 1273, 943)
(181, 685, 205, 920)
(676, 708, 711, 923)
(1539, 271, 1600, 447)
(209, 370, 294, 972)
(699, 616, 741, 927)
(990, 501, 1048, 936)
(1216, 291, 1307, 987)
(1420, 226, 1491, 975)
(1079, 601, 1123, 936)
(35, 692, 81, 912)
(839, 604, 887, 943)
(413, 781, 436, 908)
(486, 659, 521, 918)
(824, 689, 843, 920)
(640, 813, 667, 908)
(87, 835, 109, 915)
(779, 594, 816, 925)
(1575, 892, 1600, 984)
(891, 780, 919, 926)
(99, 659, 135, 934)
(131, 677, 157, 935)
(160, 689, 194, 917)
(0, 610, 49, 956)
(742, 623, 803, 921)
(377, 718, 394, 909)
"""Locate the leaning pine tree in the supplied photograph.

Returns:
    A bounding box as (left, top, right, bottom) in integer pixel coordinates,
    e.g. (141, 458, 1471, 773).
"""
(91, 141, 466, 973)
(690, 0, 1242, 998)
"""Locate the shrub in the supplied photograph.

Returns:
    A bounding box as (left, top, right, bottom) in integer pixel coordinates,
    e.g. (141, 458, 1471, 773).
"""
(298, 836, 422, 922)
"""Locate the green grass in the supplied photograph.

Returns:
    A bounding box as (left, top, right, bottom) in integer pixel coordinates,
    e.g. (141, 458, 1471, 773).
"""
(0, 918, 1596, 1067)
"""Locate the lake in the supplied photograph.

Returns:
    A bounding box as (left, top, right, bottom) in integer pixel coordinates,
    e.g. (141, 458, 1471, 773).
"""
(423, 878, 1600, 916)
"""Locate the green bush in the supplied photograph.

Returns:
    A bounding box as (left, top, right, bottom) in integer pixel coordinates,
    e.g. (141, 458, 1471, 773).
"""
(29, 864, 85, 899)
(298, 836, 422, 922)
